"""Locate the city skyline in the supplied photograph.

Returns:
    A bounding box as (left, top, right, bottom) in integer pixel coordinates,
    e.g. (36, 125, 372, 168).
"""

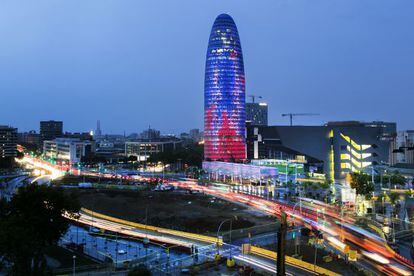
(1, 1, 414, 133)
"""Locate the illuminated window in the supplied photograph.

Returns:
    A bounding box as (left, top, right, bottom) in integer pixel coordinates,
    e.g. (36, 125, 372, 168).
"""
(340, 154, 350, 160)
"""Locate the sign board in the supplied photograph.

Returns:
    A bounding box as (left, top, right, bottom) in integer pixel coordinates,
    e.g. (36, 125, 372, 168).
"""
(348, 250, 357, 261)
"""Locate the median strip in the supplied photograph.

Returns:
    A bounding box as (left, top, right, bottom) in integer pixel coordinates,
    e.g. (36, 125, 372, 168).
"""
(250, 246, 340, 276)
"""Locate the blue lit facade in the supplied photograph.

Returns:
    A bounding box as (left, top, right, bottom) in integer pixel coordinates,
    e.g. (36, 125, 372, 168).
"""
(204, 14, 246, 161)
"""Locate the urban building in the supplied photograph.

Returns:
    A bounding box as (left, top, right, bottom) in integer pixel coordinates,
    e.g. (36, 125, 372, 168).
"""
(125, 140, 182, 162)
(202, 161, 278, 185)
(140, 127, 161, 140)
(95, 120, 102, 138)
(204, 14, 246, 162)
(392, 130, 414, 165)
(180, 132, 190, 140)
(64, 132, 93, 141)
(43, 138, 92, 164)
(246, 102, 268, 126)
(247, 121, 396, 181)
(0, 125, 17, 158)
(17, 130, 41, 147)
(40, 120, 63, 142)
(189, 129, 202, 142)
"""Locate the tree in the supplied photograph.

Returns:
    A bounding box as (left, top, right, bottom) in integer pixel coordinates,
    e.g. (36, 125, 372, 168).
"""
(147, 143, 203, 168)
(128, 265, 152, 276)
(389, 192, 399, 204)
(0, 185, 80, 275)
(390, 172, 406, 186)
(350, 172, 374, 200)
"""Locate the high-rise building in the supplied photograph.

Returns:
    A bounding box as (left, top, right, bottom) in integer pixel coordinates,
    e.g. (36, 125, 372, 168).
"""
(95, 120, 102, 137)
(40, 120, 63, 142)
(204, 14, 246, 162)
(0, 125, 17, 158)
(246, 102, 268, 126)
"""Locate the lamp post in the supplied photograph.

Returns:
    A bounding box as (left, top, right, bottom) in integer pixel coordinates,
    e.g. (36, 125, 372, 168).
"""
(314, 208, 325, 272)
(216, 217, 235, 255)
(292, 202, 302, 256)
(285, 161, 289, 184)
(293, 198, 302, 215)
(72, 255, 76, 276)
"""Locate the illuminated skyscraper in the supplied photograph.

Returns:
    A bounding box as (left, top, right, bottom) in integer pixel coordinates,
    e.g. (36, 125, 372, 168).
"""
(204, 14, 246, 161)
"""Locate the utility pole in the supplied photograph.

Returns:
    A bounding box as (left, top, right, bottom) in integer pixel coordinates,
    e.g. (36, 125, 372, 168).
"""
(277, 212, 287, 276)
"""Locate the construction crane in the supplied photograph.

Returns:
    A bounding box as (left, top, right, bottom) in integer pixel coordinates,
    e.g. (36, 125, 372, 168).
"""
(248, 95, 262, 103)
(281, 113, 320, 126)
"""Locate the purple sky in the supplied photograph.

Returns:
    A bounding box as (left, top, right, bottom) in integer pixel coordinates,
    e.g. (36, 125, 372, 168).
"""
(1, 1, 413, 134)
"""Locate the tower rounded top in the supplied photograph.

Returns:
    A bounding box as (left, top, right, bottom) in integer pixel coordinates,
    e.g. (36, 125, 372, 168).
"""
(214, 13, 236, 24)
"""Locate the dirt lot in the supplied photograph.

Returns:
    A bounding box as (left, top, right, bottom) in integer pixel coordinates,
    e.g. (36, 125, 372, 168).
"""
(68, 188, 275, 235)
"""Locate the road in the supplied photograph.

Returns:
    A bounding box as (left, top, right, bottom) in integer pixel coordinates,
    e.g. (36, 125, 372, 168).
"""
(170, 179, 414, 275)
(66, 211, 206, 249)
(0, 175, 29, 201)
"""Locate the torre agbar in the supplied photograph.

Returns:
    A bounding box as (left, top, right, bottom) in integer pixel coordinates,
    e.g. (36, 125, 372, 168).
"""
(204, 14, 246, 162)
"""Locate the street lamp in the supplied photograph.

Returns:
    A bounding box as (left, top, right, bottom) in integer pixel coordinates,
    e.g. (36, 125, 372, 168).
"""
(72, 255, 76, 276)
(216, 217, 237, 255)
(285, 161, 289, 184)
(293, 198, 302, 215)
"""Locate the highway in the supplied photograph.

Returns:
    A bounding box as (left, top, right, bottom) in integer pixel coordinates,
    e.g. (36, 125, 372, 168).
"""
(65, 211, 206, 249)
(169, 179, 414, 275)
(67, 211, 324, 275)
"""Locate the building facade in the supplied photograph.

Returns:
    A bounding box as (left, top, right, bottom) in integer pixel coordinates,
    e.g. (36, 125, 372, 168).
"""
(393, 130, 414, 165)
(246, 102, 268, 126)
(140, 127, 161, 140)
(125, 140, 181, 162)
(204, 14, 246, 162)
(0, 126, 17, 158)
(43, 138, 91, 164)
(247, 121, 396, 181)
(17, 130, 40, 147)
(40, 121, 63, 142)
(203, 161, 278, 185)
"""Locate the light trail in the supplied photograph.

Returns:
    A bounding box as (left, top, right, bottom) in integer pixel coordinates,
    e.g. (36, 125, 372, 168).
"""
(169, 180, 414, 273)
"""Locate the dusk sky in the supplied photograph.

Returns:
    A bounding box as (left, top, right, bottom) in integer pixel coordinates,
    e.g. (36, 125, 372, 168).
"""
(1, 1, 413, 134)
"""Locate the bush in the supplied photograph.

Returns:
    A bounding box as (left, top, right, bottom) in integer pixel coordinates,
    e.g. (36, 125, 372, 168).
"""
(128, 265, 152, 276)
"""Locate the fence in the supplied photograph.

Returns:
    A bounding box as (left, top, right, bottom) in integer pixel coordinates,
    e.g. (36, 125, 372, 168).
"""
(220, 222, 280, 243)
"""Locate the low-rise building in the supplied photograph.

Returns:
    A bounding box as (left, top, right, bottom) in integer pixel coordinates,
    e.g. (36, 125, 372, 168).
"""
(17, 130, 41, 147)
(43, 138, 92, 164)
(202, 161, 278, 185)
(247, 121, 396, 181)
(125, 140, 181, 162)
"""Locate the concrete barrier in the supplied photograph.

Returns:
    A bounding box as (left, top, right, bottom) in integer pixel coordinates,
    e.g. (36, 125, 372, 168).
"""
(81, 208, 220, 245)
(250, 246, 340, 276)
